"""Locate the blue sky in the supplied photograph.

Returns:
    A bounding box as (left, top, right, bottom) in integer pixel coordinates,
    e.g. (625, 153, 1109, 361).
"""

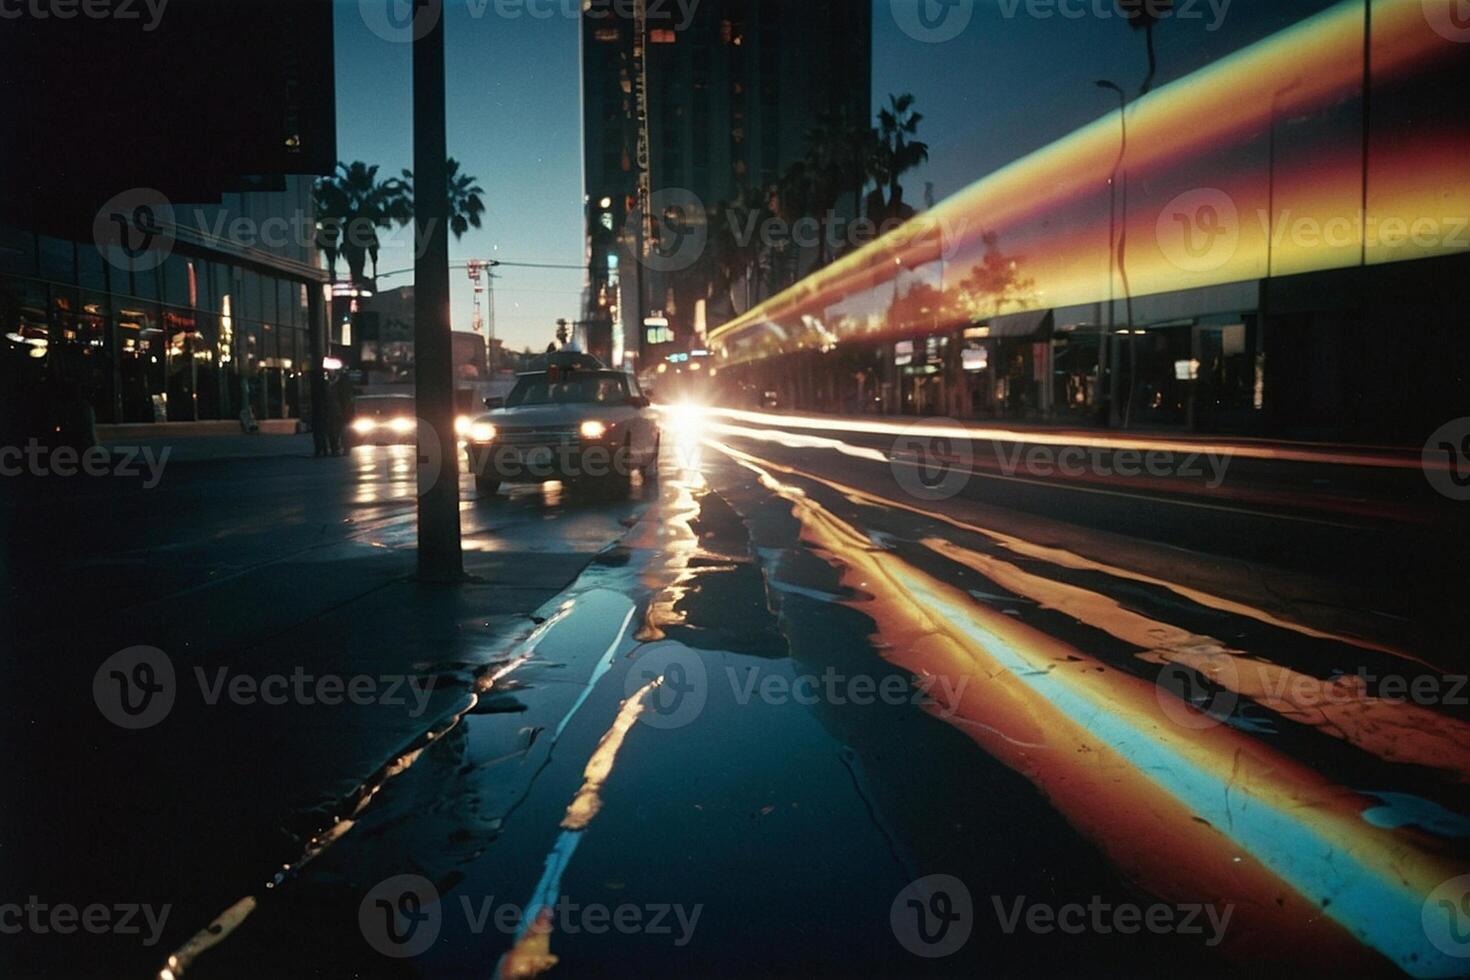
(333, 0, 1338, 351)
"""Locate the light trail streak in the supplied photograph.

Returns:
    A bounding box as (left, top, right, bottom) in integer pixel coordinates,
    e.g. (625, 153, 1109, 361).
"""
(706, 438, 1422, 663)
(710, 439, 1464, 976)
(706, 406, 1438, 471)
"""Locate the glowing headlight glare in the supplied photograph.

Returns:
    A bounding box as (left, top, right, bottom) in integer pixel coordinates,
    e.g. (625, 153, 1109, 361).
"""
(454, 415, 471, 437)
(667, 401, 706, 437)
(351, 418, 377, 434)
(388, 417, 415, 434)
(579, 420, 608, 440)
(469, 422, 497, 443)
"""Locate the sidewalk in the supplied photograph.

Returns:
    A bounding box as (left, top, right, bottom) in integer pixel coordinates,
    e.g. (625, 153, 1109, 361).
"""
(97, 428, 318, 463)
(2, 469, 656, 977)
(96, 420, 301, 441)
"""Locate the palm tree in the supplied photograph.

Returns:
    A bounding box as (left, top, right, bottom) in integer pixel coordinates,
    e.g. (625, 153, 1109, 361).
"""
(836, 116, 880, 225)
(1118, 0, 1172, 97)
(709, 187, 770, 313)
(802, 117, 865, 268)
(314, 161, 413, 284)
(872, 94, 930, 227)
(774, 161, 816, 286)
(401, 157, 486, 240)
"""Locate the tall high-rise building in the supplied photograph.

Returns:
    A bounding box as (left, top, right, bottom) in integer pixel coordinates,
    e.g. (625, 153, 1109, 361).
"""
(580, 0, 871, 370)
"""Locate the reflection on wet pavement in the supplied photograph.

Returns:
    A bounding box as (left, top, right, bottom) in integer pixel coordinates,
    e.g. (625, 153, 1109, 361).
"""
(707, 438, 1470, 977)
(180, 432, 1469, 980)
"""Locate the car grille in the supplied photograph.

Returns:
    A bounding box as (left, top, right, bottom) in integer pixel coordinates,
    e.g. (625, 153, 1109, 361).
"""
(497, 426, 576, 447)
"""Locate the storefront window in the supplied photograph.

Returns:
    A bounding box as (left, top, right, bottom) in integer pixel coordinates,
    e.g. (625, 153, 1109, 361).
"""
(243, 321, 263, 418)
(260, 274, 278, 328)
(190, 260, 220, 420)
(1120, 323, 1194, 428)
(278, 279, 294, 328)
(163, 306, 197, 420)
(163, 255, 191, 308)
(215, 267, 239, 419)
(240, 270, 262, 326)
(117, 304, 164, 422)
(1052, 325, 1103, 421)
(54, 289, 113, 422)
(1, 277, 50, 419)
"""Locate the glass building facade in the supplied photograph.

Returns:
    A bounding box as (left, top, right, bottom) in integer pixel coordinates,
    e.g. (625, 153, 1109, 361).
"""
(0, 179, 327, 427)
(706, 0, 1470, 442)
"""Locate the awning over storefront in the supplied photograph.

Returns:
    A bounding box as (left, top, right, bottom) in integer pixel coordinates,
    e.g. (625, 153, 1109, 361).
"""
(983, 308, 1053, 339)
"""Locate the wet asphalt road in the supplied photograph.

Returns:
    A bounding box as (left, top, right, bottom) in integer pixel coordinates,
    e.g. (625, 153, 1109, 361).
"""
(146, 415, 1469, 980)
(7, 416, 1470, 978)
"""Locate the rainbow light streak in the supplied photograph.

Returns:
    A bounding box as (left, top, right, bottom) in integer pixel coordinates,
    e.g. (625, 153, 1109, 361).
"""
(711, 0, 1470, 364)
(889, 564, 1450, 976)
(712, 441, 1461, 976)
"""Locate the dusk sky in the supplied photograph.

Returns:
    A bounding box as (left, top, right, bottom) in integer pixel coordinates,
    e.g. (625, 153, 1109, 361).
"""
(333, 0, 1341, 352)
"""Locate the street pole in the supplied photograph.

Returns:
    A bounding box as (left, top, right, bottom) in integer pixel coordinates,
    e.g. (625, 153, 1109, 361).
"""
(1097, 81, 1125, 428)
(1097, 80, 1135, 429)
(413, 1, 464, 582)
(307, 281, 327, 444)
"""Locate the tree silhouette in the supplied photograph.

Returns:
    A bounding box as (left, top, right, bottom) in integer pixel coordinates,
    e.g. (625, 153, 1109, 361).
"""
(314, 162, 412, 284)
(954, 232, 1038, 320)
(871, 94, 930, 227)
(1118, 0, 1173, 97)
(401, 157, 487, 240)
(709, 186, 771, 313)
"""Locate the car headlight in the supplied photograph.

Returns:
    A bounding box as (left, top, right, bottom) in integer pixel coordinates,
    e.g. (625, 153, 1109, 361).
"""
(351, 418, 377, 434)
(388, 417, 416, 435)
(454, 415, 472, 437)
(469, 422, 497, 443)
(579, 420, 608, 440)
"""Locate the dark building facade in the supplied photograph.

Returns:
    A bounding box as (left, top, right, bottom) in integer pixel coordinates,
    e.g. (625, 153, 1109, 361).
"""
(0, 0, 337, 433)
(580, 0, 871, 370)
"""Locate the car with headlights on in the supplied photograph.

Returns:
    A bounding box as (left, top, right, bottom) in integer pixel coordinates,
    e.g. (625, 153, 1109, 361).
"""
(345, 394, 420, 447)
(464, 364, 659, 496)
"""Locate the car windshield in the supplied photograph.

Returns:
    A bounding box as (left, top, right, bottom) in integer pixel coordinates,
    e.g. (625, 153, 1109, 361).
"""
(355, 397, 415, 418)
(505, 373, 628, 407)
